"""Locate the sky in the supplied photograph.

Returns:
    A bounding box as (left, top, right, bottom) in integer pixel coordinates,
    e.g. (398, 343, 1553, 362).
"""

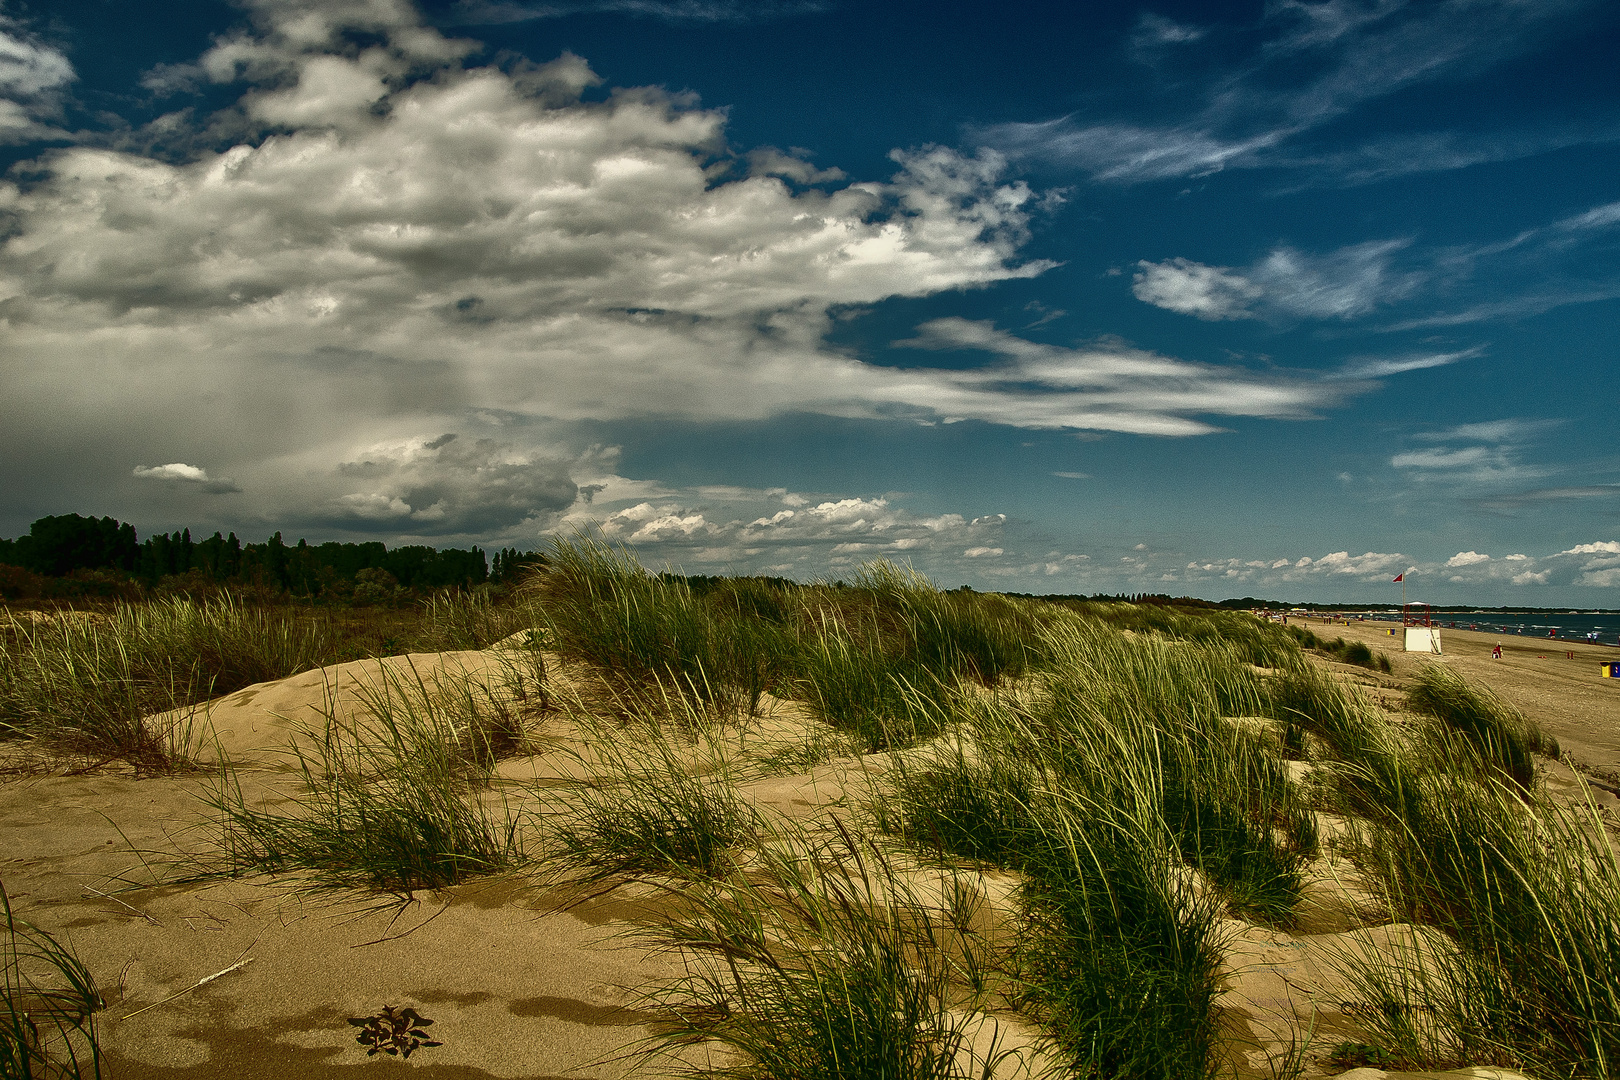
(2, 0, 1618, 605)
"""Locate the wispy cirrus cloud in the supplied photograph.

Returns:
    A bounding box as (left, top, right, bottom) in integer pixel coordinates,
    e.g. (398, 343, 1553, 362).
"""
(976, 0, 1598, 186)
(890, 318, 1356, 435)
(1329, 347, 1484, 380)
(1470, 485, 1620, 512)
(1130, 13, 1207, 52)
(1411, 419, 1562, 444)
(982, 120, 1275, 183)
(1389, 416, 1561, 486)
(1135, 193, 1620, 329)
(1271, 124, 1620, 188)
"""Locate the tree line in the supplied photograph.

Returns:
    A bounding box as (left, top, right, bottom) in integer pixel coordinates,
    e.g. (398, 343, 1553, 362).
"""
(0, 513, 545, 601)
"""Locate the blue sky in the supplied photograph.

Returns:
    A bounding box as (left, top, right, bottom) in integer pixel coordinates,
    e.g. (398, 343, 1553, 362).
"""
(2, 0, 1618, 603)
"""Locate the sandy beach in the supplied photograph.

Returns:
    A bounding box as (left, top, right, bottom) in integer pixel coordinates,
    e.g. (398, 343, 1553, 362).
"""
(1287, 615, 1620, 769)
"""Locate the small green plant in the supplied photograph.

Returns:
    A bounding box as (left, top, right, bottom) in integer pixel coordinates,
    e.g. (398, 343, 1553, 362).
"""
(1327, 1040, 1398, 1068)
(347, 1005, 442, 1059)
(2, 881, 103, 1079)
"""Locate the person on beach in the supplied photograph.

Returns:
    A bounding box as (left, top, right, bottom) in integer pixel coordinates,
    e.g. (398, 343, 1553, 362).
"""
(1492, 643, 1502, 659)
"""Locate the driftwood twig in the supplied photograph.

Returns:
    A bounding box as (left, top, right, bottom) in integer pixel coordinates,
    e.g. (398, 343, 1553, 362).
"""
(120, 937, 258, 1021)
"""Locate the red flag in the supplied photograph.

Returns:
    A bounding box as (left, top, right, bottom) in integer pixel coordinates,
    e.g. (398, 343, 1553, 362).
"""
(1393, 573, 1404, 582)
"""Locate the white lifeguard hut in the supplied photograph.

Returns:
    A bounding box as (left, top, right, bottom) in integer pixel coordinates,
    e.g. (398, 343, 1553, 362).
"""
(1403, 601, 1443, 654)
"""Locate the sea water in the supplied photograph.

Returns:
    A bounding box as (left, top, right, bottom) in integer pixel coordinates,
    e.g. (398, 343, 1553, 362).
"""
(1353, 611, 1620, 645)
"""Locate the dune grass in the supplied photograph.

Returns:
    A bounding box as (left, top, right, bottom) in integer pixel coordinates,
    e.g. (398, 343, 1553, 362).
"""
(542, 713, 762, 886)
(1404, 662, 1556, 788)
(786, 563, 1042, 752)
(417, 588, 536, 652)
(878, 611, 1316, 1078)
(793, 614, 952, 752)
(1333, 761, 1620, 1076)
(1271, 653, 1618, 1076)
(1077, 601, 1301, 669)
(19, 545, 1609, 1078)
(529, 536, 797, 719)
(2, 881, 102, 1080)
(203, 659, 533, 895)
(845, 562, 1038, 687)
(0, 597, 337, 769)
(640, 821, 1019, 1080)
(1285, 628, 1392, 673)
(529, 538, 1043, 750)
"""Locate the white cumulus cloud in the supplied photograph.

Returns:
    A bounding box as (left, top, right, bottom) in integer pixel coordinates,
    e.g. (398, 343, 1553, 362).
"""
(324, 434, 578, 535)
(1134, 240, 1420, 323)
(0, 0, 1080, 538)
(0, 28, 73, 97)
(132, 462, 242, 494)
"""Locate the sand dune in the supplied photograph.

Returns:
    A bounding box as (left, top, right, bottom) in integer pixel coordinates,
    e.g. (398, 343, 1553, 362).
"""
(3, 631, 1574, 1078)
